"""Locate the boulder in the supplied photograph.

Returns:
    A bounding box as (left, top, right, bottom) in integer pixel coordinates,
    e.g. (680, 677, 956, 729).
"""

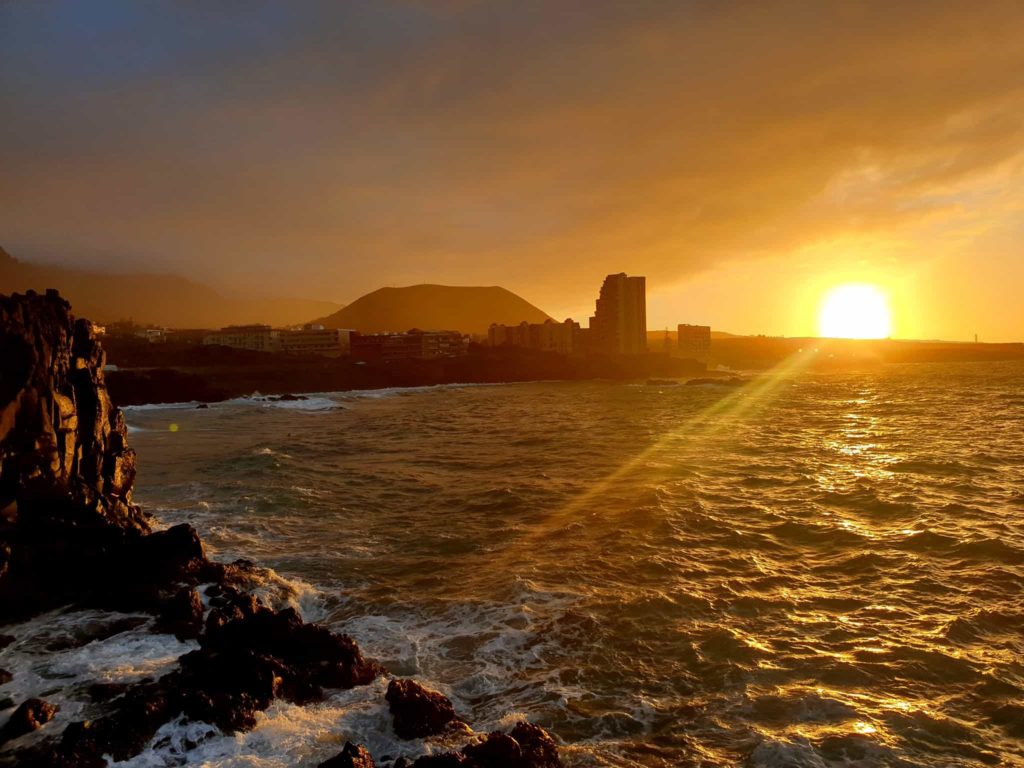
(395, 722, 562, 768)
(0, 698, 58, 744)
(386, 678, 461, 740)
(506, 723, 562, 768)
(57, 680, 175, 764)
(204, 600, 381, 692)
(319, 741, 376, 767)
(154, 586, 204, 640)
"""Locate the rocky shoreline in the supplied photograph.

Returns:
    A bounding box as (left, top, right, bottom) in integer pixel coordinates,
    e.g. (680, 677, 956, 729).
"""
(100, 334, 707, 408)
(0, 291, 562, 767)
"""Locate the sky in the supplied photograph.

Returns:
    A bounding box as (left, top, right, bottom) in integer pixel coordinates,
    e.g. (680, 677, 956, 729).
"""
(1, 1, 1022, 340)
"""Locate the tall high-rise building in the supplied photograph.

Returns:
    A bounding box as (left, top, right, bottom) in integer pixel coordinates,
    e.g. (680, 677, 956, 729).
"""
(589, 273, 647, 354)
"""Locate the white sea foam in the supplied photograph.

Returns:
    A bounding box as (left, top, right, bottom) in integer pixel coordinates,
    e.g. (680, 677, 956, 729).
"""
(113, 678, 445, 768)
(0, 608, 197, 749)
(121, 401, 202, 412)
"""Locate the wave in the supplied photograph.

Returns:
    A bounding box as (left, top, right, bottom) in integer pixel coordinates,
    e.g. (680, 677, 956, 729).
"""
(0, 609, 197, 749)
(121, 400, 202, 412)
(106, 363, 1024, 767)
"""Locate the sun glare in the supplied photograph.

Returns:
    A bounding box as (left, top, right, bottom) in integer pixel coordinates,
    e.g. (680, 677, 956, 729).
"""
(818, 284, 892, 339)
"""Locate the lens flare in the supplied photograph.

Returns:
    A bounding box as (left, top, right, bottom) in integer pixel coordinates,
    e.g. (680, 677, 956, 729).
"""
(818, 284, 892, 339)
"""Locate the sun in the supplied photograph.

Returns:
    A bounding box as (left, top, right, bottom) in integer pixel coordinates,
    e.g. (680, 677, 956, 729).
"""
(818, 283, 892, 339)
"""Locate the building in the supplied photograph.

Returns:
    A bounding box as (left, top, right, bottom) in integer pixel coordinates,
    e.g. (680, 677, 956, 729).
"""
(350, 329, 465, 362)
(202, 324, 280, 352)
(488, 318, 581, 355)
(677, 324, 711, 362)
(134, 327, 168, 343)
(589, 273, 647, 354)
(279, 325, 353, 356)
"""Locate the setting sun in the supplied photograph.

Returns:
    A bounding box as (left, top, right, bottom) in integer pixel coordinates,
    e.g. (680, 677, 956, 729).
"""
(818, 284, 892, 339)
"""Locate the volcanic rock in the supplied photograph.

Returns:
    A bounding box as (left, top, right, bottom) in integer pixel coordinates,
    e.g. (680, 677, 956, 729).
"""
(394, 722, 562, 768)
(386, 678, 461, 740)
(154, 586, 204, 640)
(319, 741, 376, 767)
(0, 698, 58, 744)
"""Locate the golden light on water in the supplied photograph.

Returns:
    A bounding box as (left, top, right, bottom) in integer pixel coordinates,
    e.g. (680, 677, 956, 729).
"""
(818, 284, 892, 339)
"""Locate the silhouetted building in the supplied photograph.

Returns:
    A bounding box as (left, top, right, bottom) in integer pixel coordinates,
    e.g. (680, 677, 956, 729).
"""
(350, 329, 465, 362)
(203, 325, 280, 352)
(677, 324, 711, 362)
(134, 327, 168, 344)
(488, 318, 581, 354)
(279, 325, 352, 356)
(589, 273, 647, 354)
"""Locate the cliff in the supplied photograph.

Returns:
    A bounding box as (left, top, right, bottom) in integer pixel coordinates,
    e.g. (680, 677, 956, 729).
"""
(315, 284, 551, 334)
(0, 290, 562, 767)
(0, 288, 143, 532)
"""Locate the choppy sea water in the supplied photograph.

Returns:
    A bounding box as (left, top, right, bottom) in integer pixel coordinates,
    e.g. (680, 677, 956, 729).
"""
(3, 362, 1024, 767)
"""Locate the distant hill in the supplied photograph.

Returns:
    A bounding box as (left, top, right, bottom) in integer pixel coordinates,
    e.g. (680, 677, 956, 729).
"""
(315, 284, 551, 334)
(0, 246, 342, 328)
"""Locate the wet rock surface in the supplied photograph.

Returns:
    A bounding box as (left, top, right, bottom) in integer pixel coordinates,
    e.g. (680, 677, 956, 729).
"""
(0, 291, 563, 768)
(0, 699, 58, 745)
(392, 723, 562, 768)
(387, 678, 462, 740)
(319, 741, 377, 767)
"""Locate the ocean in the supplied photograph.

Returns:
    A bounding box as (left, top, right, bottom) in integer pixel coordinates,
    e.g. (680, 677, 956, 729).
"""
(3, 362, 1023, 766)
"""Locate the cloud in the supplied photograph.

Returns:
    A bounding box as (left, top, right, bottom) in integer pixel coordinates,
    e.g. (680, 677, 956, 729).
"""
(1, 0, 1022, 324)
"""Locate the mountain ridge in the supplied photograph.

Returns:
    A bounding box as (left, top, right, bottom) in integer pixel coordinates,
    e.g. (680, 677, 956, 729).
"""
(0, 247, 342, 328)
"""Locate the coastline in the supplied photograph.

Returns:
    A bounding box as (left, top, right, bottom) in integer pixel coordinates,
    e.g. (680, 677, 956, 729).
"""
(0, 291, 565, 766)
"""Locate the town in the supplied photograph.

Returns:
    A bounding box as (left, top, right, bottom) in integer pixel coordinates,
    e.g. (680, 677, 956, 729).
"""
(104, 273, 713, 367)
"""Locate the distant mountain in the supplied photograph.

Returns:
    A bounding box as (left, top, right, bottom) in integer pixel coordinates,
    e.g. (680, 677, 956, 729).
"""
(315, 284, 552, 334)
(0, 246, 342, 328)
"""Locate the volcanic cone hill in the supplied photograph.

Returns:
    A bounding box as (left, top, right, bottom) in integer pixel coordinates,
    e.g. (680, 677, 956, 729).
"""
(315, 285, 551, 334)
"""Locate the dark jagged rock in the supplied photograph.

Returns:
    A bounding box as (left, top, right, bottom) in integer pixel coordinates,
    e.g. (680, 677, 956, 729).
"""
(506, 723, 562, 768)
(386, 678, 461, 740)
(394, 755, 467, 767)
(57, 679, 175, 764)
(319, 741, 376, 767)
(0, 668, 10, 685)
(154, 586, 204, 640)
(0, 290, 149, 619)
(0, 634, 14, 649)
(0, 698, 58, 744)
(203, 597, 382, 692)
(0, 290, 143, 530)
(395, 722, 562, 768)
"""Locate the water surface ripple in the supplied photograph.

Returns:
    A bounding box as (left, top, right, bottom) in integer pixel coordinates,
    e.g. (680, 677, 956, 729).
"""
(33, 364, 1024, 765)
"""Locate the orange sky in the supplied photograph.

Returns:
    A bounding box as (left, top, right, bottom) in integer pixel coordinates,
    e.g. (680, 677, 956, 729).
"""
(1, 2, 1022, 340)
